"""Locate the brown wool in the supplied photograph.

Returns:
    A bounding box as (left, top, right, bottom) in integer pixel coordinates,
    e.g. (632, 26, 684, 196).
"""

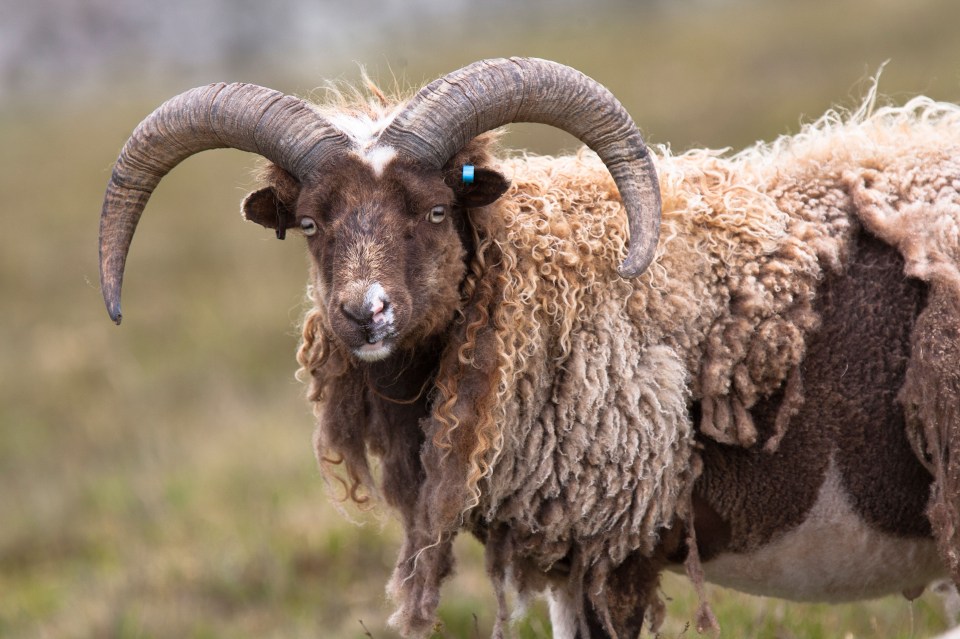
(288, 89, 960, 636)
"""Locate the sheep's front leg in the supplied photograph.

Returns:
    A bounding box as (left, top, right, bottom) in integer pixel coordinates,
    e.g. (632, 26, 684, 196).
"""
(592, 551, 665, 639)
(390, 296, 504, 635)
(549, 550, 666, 639)
(547, 585, 580, 639)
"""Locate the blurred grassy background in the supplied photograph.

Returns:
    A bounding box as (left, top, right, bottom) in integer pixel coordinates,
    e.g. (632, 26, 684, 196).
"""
(3, 0, 960, 637)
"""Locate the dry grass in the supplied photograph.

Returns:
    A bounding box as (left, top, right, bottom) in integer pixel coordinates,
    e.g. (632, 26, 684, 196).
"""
(3, 0, 960, 636)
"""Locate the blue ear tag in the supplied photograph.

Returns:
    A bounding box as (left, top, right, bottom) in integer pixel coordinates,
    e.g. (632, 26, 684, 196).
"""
(462, 164, 475, 184)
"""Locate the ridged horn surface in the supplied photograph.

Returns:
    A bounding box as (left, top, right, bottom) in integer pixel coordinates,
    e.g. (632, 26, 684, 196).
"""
(377, 57, 661, 278)
(99, 82, 350, 324)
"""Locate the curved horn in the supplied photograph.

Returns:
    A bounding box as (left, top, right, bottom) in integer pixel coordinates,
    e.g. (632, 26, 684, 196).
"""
(99, 82, 351, 324)
(377, 57, 661, 279)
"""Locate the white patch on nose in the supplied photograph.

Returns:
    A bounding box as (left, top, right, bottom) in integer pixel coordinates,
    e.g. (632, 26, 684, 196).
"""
(348, 282, 397, 362)
(364, 282, 393, 325)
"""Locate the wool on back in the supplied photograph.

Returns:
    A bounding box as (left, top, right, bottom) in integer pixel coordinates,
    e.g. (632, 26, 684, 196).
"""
(450, 93, 960, 631)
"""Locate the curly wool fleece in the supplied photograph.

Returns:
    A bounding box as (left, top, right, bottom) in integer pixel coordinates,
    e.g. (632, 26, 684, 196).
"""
(371, 139, 828, 636)
(300, 92, 960, 637)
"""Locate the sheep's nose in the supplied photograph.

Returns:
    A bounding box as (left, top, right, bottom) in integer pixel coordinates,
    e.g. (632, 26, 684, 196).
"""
(341, 284, 392, 341)
(341, 298, 388, 324)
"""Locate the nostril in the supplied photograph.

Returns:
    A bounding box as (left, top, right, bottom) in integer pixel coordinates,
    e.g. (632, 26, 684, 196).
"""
(342, 283, 394, 330)
(341, 302, 368, 325)
(341, 297, 392, 327)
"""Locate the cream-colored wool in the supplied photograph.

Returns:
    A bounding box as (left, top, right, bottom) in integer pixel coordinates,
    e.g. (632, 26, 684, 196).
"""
(297, 92, 960, 637)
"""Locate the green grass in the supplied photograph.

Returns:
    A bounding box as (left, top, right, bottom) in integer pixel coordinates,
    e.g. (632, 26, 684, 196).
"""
(4, 0, 960, 636)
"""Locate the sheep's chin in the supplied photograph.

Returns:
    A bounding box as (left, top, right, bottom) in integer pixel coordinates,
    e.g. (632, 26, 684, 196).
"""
(353, 340, 394, 362)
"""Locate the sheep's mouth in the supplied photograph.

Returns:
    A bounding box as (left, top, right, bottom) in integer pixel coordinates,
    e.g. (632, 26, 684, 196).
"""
(353, 336, 396, 362)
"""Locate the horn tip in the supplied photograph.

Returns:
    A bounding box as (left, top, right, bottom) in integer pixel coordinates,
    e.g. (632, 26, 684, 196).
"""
(108, 302, 123, 325)
(617, 254, 653, 279)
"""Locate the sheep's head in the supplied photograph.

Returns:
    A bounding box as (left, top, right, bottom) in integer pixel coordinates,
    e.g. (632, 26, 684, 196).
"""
(242, 143, 508, 360)
(99, 57, 662, 362)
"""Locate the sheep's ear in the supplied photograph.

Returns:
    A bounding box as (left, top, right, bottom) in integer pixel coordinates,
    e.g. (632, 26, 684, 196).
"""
(447, 167, 510, 209)
(241, 186, 297, 240)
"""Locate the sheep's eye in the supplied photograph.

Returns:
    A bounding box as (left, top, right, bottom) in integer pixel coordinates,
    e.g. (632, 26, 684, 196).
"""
(300, 217, 318, 236)
(427, 205, 447, 224)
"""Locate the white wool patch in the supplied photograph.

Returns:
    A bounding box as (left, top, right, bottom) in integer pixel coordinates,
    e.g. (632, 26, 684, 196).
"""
(326, 111, 385, 148)
(547, 587, 580, 639)
(325, 106, 401, 176)
(365, 146, 397, 177)
(697, 458, 945, 601)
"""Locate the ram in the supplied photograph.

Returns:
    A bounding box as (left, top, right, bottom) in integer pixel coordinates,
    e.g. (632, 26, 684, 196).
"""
(99, 58, 960, 638)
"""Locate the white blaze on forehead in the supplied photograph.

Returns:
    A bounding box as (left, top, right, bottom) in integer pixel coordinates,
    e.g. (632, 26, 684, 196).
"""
(364, 145, 397, 177)
(326, 111, 387, 147)
(325, 106, 402, 176)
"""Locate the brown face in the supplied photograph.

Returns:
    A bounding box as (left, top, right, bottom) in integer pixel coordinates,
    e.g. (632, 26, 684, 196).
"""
(243, 153, 508, 363)
(304, 157, 470, 360)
